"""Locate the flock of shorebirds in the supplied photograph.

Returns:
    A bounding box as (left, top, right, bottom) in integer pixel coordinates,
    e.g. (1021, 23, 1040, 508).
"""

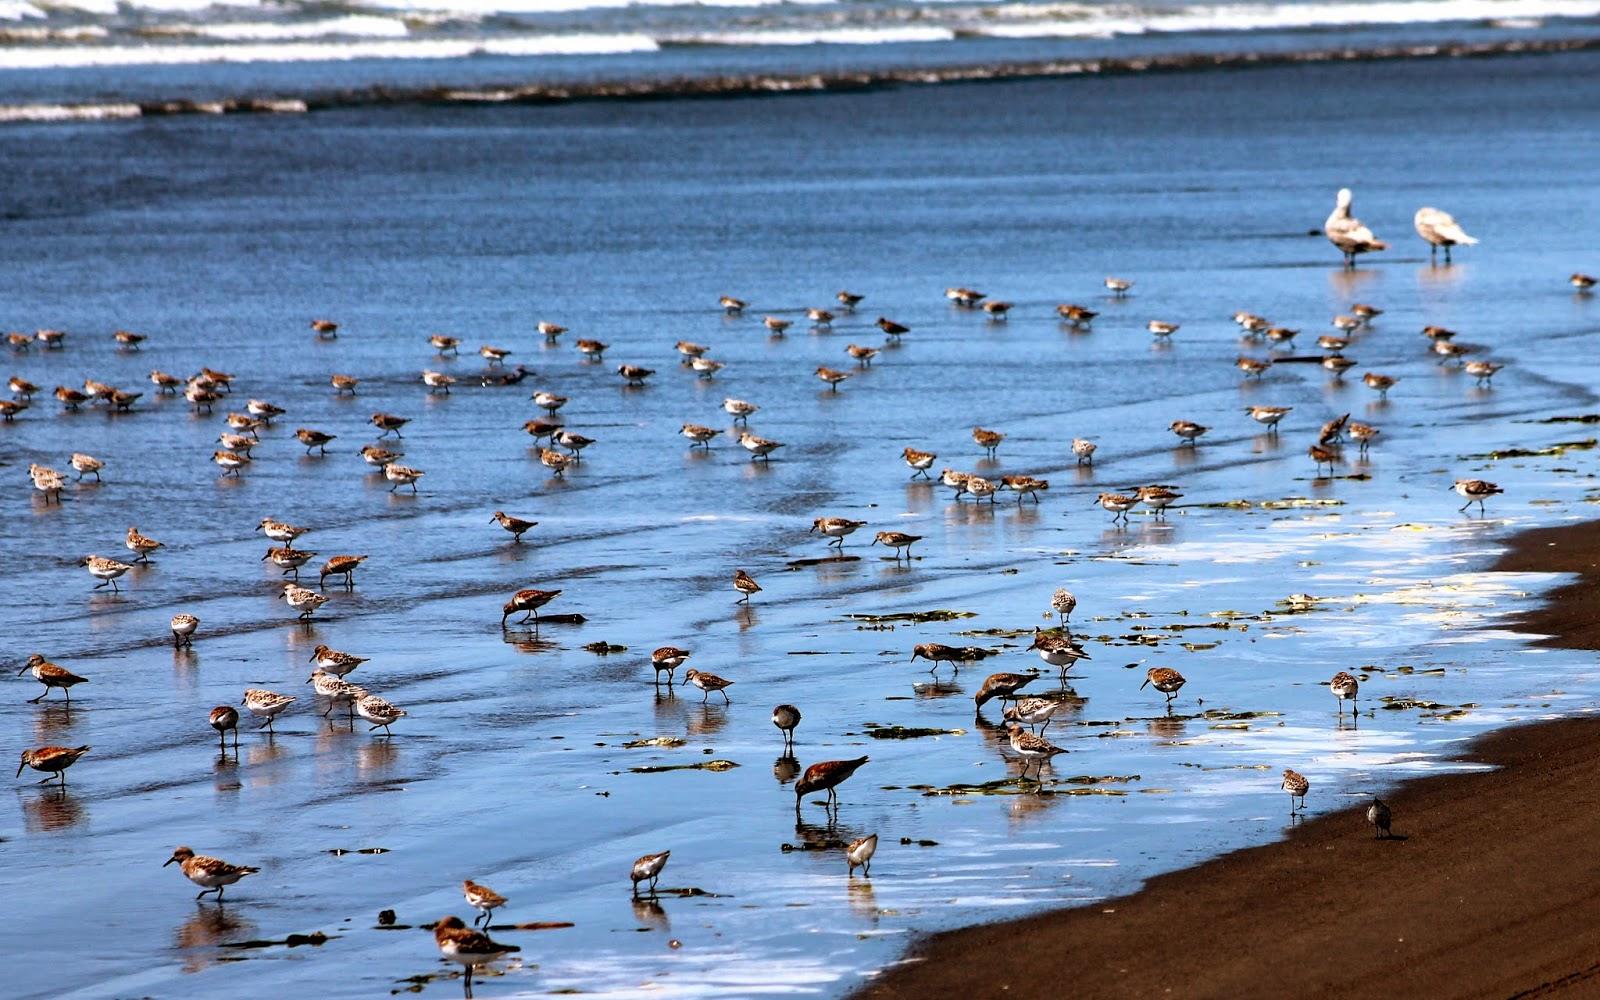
(11, 186, 1592, 992)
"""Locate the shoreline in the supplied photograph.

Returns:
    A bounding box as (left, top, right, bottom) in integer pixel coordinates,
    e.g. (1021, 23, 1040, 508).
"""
(853, 519, 1600, 1000)
(4, 35, 1599, 124)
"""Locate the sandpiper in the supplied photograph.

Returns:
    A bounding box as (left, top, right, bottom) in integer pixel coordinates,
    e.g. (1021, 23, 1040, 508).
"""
(263, 546, 317, 579)
(1002, 475, 1049, 503)
(213, 450, 250, 477)
(795, 756, 869, 813)
(434, 915, 519, 996)
(1030, 629, 1090, 681)
(876, 317, 909, 339)
(902, 446, 936, 479)
(1236, 356, 1270, 379)
(522, 418, 561, 442)
(1057, 304, 1096, 327)
(18, 654, 86, 704)
(631, 851, 670, 896)
(479, 345, 512, 366)
(361, 444, 401, 467)
(80, 555, 132, 592)
(1245, 405, 1291, 433)
(1422, 325, 1456, 342)
(500, 588, 561, 629)
(837, 290, 864, 310)
(872, 530, 922, 560)
(111, 329, 145, 349)
(1104, 277, 1133, 297)
(165, 846, 259, 900)
(244, 399, 284, 424)
(1351, 303, 1383, 323)
(940, 468, 972, 500)
(556, 430, 594, 458)
(371, 412, 409, 438)
(463, 880, 508, 926)
(815, 366, 851, 391)
(1317, 335, 1350, 353)
(1147, 320, 1180, 338)
(54, 385, 88, 410)
(209, 706, 238, 749)
(811, 517, 866, 548)
(1349, 421, 1379, 455)
(846, 834, 878, 877)
(222, 412, 259, 435)
(734, 569, 761, 604)
(1572, 273, 1596, 291)
(692, 357, 725, 379)
(966, 476, 998, 503)
(8, 375, 38, 398)
(683, 668, 733, 703)
(1004, 696, 1067, 735)
(309, 644, 368, 678)
(1465, 360, 1503, 386)
(491, 511, 537, 542)
(123, 526, 161, 562)
(1264, 326, 1299, 348)
(171, 614, 199, 647)
(617, 364, 654, 386)
(383, 463, 425, 492)
(17, 745, 90, 784)
(421, 371, 455, 394)
(983, 300, 1012, 320)
(720, 295, 746, 314)
(1433, 339, 1473, 365)
(1322, 355, 1358, 380)
(972, 427, 1004, 457)
(296, 428, 337, 455)
(30, 463, 66, 504)
(1140, 666, 1186, 707)
(241, 688, 296, 732)
(772, 703, 800, 750)
(845, 344, 879, 366)
(1006, 722, 1065, 781)
(430, 334, 461, 354)
(1282, 768, 1310, 813)
(723, 398, 759, 422)
(532, 391, 567, 414)
(1095, 492, 1138, 522)
(306, 669, 366, 718)
(1330, 670, 1359, 715)
(763, 316, 791, 335)
(1362, 372, 1398, 398)
(1454, 478, 1503, 514)
(1137, 485, 1182, 517)
(650, 646, 690, 686)
(356, 693, 406, 735)
(36, 329, 66, 348)
(66, 453, 104, 482)
(1050, 588, 1076, 623)
(327, 373, 358, 395)
(280, 583, 329, 620)
(945, 287, 985, 307)
(1309, 443, 1339, 476)
(319, 554, 367, 589)
(974, 672, 1036, 710)
(1319, 413, 1350, 444)
(539, 448, 572, 477)
(0, 399, 26, 421)
(739, 432, 783, 461)
(1169, 420, 1207, 446)
(1073, 438, 1097, 465)
(675, 341, 708, 361)
(680, 423, 720, 448)
(258, 517, 310, 545)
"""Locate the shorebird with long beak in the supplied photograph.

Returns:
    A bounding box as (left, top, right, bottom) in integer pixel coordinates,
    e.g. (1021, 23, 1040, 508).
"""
(733, 569, 761, 604)
(631, 851, 670, 896)
(1140, 666, 1186, 709)
(811, 517, 866, 549)
(1413, 206, 1478, 262)
(18, 745, 90, 785)
(1324, 187, 1387, 267)
(501, 588, 561, 630)
(1006, 722, 1065, 782)
(165, 846, 259, 901)
(872, 531, 922, 560)
(683, 668, 733, 703)
(491, 511, 537, 542)
(795, 756, 869, 814)
(973, 672, 1036, 712)
(318, 554, 367, 590)
(1453, 478, 1503, 514)
(1310, 444, 1339, 477)
(18, 654, 87, 704)
(650, 646, 690, 686)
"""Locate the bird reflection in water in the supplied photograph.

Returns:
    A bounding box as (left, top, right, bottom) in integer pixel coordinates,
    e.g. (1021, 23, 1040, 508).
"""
(911, 677, 962, 701)
(174, 906, 255, 974)
(847, 879, 880, 925)
(686, 704, 728, 738)
(358, 738, 399, 776)
(735, 604, 760, 632)
(1147, 715, 1187, 742)
(631, 896, 670, 933)
(32, 704, 78, 743)
(21, 786, 85, 833)
(773, 755, 800, 785)
(504, 635, 559, 656)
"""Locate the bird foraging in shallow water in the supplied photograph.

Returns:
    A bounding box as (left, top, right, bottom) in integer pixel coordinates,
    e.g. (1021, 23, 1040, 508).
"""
(1141, 666, 1186, 708)
(795, 756, 869, 813)
(1073, 438, 1097, 465)
(815, 366, 851, 391)
(319, 554, 367, 589)
(631, 851, 670, 897)
(811, 517, 866, 548)
(209, 706, 238, 749)
(165, 846, 260, 900)
(1245, 406, 1291, 433)
(17, 745, 90, 784)
(356, 693, 406, 735)
(171, 613, 199, 648)
(1050, 588, 1076, 623)
(1367, 798, 1392, 839)
(383, 463, 425, 493)
(683, 668, 733, 703)
(1330, 670, 1359, 715)
(500, 588, 561, 629)
(872, 531, 922, 560)
(1362, 372, 1398, 398)
(1006, 721, 1065, 781)
(490, 511, 537, 543)
(281, 583, 328, 620)
(1454, 478, 1503, 514)
(1095, 492, 1138, 523)
(773, 703, 800, 750)
(1169, 420, 1206, 446)
(972, 426, 1004, 457)
(1465, 360, 1503, 386)
(1030, 628, 1090, 681)
(125, 526, 161, 562)
(650, 646, 689, 686)
(1413, 206, 1478, 262)
(309, 644, 368, 678)
(18, 654, 86, 704)
(434, 915, 519, 997)
(739, 432, 783, 462)
(80, 555, 132, 592)
(973, 672, 1036, 710)
(1004, 696, 1068, 735)
(462, 880, 507, 926)
(1324, 187, 1387, 267)
(1282, 768, 1310, 813)
(1104, 277, 1132, 297)
(847, 834, 878, 877)
(241, 689, 295, 732)
(1309, 444, 1339, 477)
(902, 446, 936, 479)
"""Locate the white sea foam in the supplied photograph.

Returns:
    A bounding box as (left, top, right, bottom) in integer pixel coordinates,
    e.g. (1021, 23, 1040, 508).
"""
(669, 26, 958, 46)
(186, 15, 412, 40)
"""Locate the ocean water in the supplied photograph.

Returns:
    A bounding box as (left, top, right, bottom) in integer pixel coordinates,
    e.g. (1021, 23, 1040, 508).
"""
(2, 46, 1600, 999)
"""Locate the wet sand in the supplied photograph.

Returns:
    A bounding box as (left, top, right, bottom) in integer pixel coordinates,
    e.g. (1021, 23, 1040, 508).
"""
(855, 518, 1600, 1000)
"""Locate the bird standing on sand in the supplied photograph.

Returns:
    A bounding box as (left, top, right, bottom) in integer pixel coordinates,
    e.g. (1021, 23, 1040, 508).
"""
(1454, 478, 1503, 514)
(683, 668, 733, 703)
(490, 511, 537, 543)
(1324, 188, 1387, 267)
(1413, 206, 1478, 262)
(1367, 798, 1393, 839)
(650, 646, 689, 686)
(1006, 721, 1066, 782)
(1282, 769, 1310, 813)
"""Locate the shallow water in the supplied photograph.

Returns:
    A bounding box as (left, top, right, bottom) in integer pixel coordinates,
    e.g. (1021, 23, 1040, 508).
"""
(3, 49, 1600, 999)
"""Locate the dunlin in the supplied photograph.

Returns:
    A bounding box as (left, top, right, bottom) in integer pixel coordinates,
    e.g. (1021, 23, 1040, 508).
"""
(1140, 666, 1186, 707)
(18, 654, 86, 704)
(650, 646, 690, 686)
(434, 915, 519, 996)
(795, 756, 869, 813)
(17, 745, 90, 784)
(631, 851, 670, 896)
(500, 588, 560, 629)
(973, 672, 1035, 710)
(683, 668, 733, 704)
(165, 846, 259, 900)
(463, 880, 508, 926)
(491, 511, 538, 542)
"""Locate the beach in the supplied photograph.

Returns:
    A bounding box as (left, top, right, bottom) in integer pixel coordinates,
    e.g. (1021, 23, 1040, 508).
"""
(3, 40, 1600, 999)
(858, 520, 1600, 1000)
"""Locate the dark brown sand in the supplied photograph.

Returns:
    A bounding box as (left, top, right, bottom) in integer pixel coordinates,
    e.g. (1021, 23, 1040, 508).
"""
(854, 520, 1600, 1000)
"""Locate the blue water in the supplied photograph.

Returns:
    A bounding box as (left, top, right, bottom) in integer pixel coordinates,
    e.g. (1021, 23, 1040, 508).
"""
(1, 47, 1599, 998)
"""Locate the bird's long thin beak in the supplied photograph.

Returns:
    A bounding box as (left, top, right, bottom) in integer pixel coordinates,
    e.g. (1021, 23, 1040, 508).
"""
(1139, 679, 1150, 690)
(15, 665, 27, 676)
(306, 676, 315, 684)
(15, 761, 24, 777)
(162, 856, 177, 867)
(260, 552, 270, 561)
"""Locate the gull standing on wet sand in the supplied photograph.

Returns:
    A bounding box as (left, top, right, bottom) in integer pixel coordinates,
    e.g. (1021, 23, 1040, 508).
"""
(1324, 188, 1387, 267)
